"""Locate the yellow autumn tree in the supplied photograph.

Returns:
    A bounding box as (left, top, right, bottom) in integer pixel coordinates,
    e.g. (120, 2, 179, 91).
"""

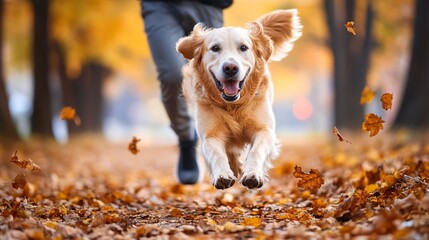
(51, 0, 151, 79)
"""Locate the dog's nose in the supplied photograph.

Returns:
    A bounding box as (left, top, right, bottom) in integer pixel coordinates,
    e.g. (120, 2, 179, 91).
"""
(222, 62, 239, 78)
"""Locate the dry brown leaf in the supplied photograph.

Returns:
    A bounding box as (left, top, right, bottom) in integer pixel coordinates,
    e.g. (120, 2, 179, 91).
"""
(12, 173, 27, 190)
(333, 127, 352, 144)
(345, 21, 357, 35)
(59, 106, 81, 126)
(10, 150, 41, 171)
(170, 208, 182, 217)
(362, 113, 385, 137)
(293, 165, 324, 192)
(380, 93, 393, 110)
(128, 136, 141, 154)
(360, 86, 375, 105)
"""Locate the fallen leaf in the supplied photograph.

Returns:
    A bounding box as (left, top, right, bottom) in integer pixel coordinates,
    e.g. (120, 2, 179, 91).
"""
(170, 208, 182, 217)
(128, 136, 141, 154)
(362, 113, 385, 137)
(10, 150, 41, 171)
(333, 127, 352, 144)
(206, 218, 218, 226)
(242, 217, 262, 227)
(345, 21, 357, 35)
(59, 106, 81, 126)
(380, 93, 393, 110)
(223, 221, 245, 232)
(12, 173, 27, 190)
(360, 86, 375, 105)
(293, 165, 324, 192)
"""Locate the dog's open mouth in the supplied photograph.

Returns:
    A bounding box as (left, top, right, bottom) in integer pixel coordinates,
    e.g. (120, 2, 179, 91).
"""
(210, 69, 249, 102)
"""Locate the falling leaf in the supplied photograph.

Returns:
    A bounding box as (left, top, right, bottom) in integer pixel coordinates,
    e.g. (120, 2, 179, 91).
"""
(362, 113, 385, 137)
(12, 173, 27, 190)
(59, 106, 81, 126)
(242, 217, 262, 227)
(10, 150, 41, 171)
(345, 21, 357, 35)
(59, 106, 76, 120)
(333, 127, 352, 144)
(360, 86, 376, 105)
(293, 165, 324, 192)
(128, 136, 141, 154)
(381, 93, 393, 110)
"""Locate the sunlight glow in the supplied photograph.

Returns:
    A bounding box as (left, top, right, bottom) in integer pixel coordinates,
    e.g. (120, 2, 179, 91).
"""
(292, 97, 313, 121)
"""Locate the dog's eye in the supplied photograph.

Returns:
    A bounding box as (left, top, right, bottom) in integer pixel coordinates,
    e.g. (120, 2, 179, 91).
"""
(240, 45, 248, 52)
(210, 45, 220, 52)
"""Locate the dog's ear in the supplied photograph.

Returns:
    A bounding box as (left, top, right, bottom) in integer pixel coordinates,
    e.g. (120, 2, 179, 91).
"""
(176, 23, 208, 60)
(256, 9, 302, 61)
(247, 21, 273, 62)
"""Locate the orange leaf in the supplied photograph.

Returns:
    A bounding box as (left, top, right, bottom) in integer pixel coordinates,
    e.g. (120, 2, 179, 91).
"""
(59, 106, 81, 126)
(381, 93, 393, 110)
(362, 113, 385, 137)
(59, 106, 76, 120)
(12, 173, 27, 190)
(293, 165, 324, 192)
(360, 86, 375, 104)
(242, 217, 262, 227)
(345, 21, 357, 36)
(128, 136, 141, 154)
(332, 127, 352, 144)
(10, 150, 41, 171)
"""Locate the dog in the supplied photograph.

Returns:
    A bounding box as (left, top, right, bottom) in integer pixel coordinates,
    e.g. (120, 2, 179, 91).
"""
(176, 9, 302, 189)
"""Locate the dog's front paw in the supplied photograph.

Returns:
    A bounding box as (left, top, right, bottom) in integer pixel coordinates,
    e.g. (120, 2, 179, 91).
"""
(214, 176, 236, 190)
(241, 175, 263, 189)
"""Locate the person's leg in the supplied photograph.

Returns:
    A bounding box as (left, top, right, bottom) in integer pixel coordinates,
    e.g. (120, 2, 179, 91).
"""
(142, 2, 195, 142)
(141, 2, 198, 184)
(178, 1, 224, 32)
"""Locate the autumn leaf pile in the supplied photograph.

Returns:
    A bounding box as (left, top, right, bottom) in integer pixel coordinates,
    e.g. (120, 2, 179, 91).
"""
(0, 131, 428, 239)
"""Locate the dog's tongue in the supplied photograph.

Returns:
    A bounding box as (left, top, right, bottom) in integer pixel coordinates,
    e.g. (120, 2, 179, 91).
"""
(222, 80, 240, 96)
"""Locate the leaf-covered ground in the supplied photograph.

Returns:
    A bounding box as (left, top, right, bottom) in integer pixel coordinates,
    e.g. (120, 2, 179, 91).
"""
(1, 131, 429, 239)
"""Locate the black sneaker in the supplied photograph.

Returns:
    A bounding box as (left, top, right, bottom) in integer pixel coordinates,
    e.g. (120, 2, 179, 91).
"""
(177, 138, 199, 184)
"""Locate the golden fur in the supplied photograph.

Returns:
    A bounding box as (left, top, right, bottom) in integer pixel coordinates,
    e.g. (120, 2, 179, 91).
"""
(177, 9, 302, 189)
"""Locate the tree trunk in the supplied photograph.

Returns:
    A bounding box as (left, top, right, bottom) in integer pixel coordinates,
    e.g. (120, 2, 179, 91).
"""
(54, 43, 109, 136)
(68, 62, 107, 135)
(324, 0, 374, 129)
(393, 0, 429, 128)
(0, 0, 19, 140)
(30, 0, 53, 137)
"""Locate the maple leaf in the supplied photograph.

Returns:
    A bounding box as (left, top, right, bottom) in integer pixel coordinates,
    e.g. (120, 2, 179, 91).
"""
(10, 150, 41, 171)
(360, 86, 375, 105)
(293, 165, 324, 192)
(12, 173, 27, 190)
(380, 93, 393, 110)
(362, 113, 385, 137)
(345, 21, 357, 36)
(128, 136, 141, 154)
(59, 106, 81, 126)
(333, 127, 352, 144)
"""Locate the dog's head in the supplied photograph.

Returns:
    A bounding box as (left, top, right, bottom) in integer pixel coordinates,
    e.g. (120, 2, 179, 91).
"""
(177, 9, 302, 103)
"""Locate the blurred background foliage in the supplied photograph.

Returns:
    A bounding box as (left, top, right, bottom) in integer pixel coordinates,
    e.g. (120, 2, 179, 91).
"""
(0, 0, 421, 144)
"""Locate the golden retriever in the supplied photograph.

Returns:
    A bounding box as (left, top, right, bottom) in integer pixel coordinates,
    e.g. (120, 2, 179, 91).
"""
(176, 9, 302, 189)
